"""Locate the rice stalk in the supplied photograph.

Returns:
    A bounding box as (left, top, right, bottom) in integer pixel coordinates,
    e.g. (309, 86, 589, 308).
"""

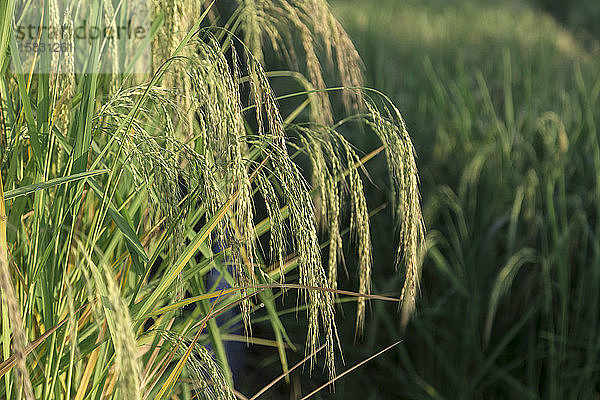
(293, 124, 375, 331)
(102, 0, 119, 93)
(56, 7, 75, 134)
(365, 100, 426, 318)
(79, 252, 143, 400)
(237, 0, 364, 113)
(49, 0, 60, 75)
(102, 265, 143, 400)
(96, 32, 343, 375)
(0, 173, 33, 400)
(156, 330, 236, 400)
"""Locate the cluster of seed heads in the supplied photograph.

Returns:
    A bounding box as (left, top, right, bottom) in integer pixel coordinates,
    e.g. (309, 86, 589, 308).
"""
(238, 0, 365, 116)
(93, 1, 424, 380)
(156, 330, 237, 400)
(0, 1, 425, 397)
(365, 100, 426, 317)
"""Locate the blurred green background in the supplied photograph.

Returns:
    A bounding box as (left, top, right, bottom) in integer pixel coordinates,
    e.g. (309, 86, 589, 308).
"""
(244, 0, 600, 398)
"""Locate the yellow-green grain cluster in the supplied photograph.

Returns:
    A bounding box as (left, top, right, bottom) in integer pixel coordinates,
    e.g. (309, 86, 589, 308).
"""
(0, 0, 426, 398)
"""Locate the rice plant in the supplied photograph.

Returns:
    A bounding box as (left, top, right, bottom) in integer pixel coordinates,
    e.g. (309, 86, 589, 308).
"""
(0, 0, 424, 399)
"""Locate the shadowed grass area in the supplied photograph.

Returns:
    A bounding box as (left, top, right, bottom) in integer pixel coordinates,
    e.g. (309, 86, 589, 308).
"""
(324, 0, 600, 398)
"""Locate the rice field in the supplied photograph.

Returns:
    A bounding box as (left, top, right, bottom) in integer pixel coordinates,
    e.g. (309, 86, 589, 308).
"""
(2, 0, 599, 399)
(328, 0, 600, 398)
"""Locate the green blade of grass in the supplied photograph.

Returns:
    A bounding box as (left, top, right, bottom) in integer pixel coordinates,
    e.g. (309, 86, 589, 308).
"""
(87, 178, 149, 269)
(3, 169, 110, 200)
(133, 190, 239, 323)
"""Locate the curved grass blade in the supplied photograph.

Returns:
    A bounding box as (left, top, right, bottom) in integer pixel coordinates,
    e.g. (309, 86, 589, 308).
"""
(300, 340, 402, 400)
(0, 304, 86, 378)
(134, 190, 239, 323)
(147, 284, 401, 318)
(249, 343, 327, 400)
(3, 169, 110, 200)
(153, 287, 257, 400)
(87, 178, 149, 270)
